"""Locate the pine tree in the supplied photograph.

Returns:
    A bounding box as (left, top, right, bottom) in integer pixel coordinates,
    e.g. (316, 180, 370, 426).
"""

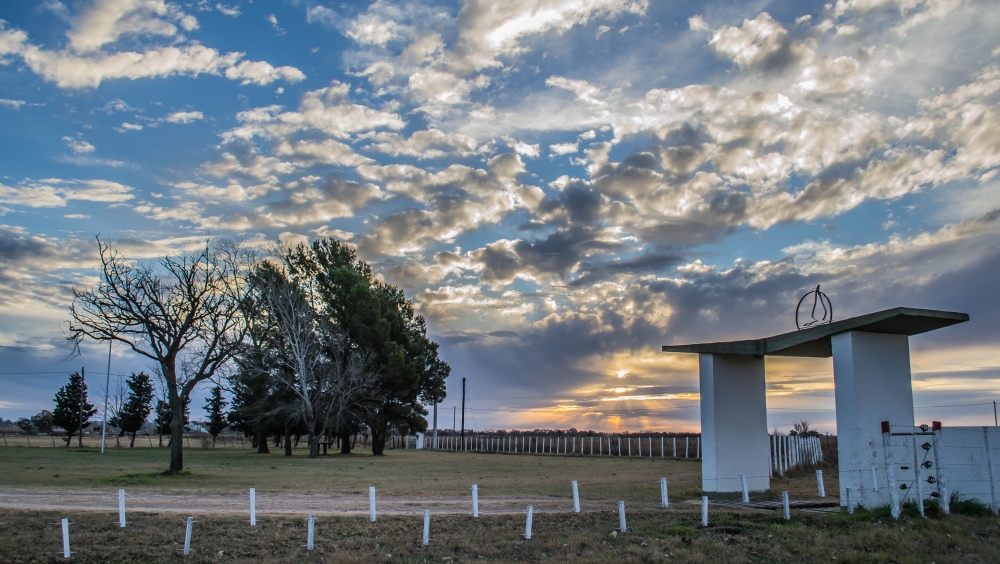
(119, 372, 154, 447)
(52, 371, 98, 447)
(154, 399, 171, 447)
(204, 385, 228, 444)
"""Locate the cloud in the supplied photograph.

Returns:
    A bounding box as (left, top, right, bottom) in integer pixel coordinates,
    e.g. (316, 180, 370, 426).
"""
(267, 13, 285, 35)
(66, 0, 198, 54)
(62, 136, 95, 153)
(215, 3, 240, 17)
(0, 178, 134, 208)
(0, 99, 25, 109)
(113, 121, 143, 132)
(165, 110, 203, 123)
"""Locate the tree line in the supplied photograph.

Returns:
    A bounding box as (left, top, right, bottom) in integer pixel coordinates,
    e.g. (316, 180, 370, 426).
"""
(67, 237, 449, 470)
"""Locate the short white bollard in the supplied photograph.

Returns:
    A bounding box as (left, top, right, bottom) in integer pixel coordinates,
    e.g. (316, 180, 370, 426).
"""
(61, 518, 71, 558)
(701, 496, 708, 527)
(572, 481, 580, 513)
(369, 486, 377, 522)
(816, 470, 826, 498)
(524, 506, 533, 539)
(870, 465, 878, 493)
(740, 474, 749, 503)
(250, 488, 257, 526)
(660, 477, 669, 508)
(782, 491, 790, 520)
(846, 488, 854, 515)
(618, 501, 627, 532)
(422, 510, 431, 545)
(307, 514, 315, 550)
(183, 516, 194, 556)
(472, 484, 479, 517)
(118, 489, 126, 528)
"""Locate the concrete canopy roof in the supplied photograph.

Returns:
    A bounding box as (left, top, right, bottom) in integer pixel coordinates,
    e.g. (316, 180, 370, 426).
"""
(661, 307, 969, 358)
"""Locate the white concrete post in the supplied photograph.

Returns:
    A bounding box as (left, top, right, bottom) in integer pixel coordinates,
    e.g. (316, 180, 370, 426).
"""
(833, 332, 915, 509)
(661, 437, 664, 458)
(590, 436, 593, 455)
(846, 488, 854, 514)
(183, 516, 194, 556)
(701, 496, 708, 527)
(816, 470, 826, 498)
(369, 486, 377, 522)
(699, 354, 770, 493)
(524, 506, 533, 539)
(572, 481, 580, 513)
(912, 437, 925, 517)
(472, 484, 479, 517)
(250, 488, 256, 526)
(932, 425, 949, 515)
(660, 478, 668, 508)
(628, 437, 632, 457)
(673, 437, 677, 457)
(423, 510, 430, 545)
(740, 475, 749, 503)
(618, 501, 627, 532)
(307, 515, 315, 550)
(638, 437, 642, 457)
(649, 437, 653, 458)
(118, 489, 126, 528)
(782, 491, 790, 520)
(617, 436, 621, 457)
(870, 465, 878, 493)
(61, 518, 70, 559)
(685, 437, 689, 458)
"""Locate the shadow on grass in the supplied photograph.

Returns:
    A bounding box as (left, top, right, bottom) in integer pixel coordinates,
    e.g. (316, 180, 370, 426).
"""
(108, 469, 194, 485)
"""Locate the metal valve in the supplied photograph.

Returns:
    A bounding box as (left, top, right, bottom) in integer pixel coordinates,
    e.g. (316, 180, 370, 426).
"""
(930, 491, 941, 498)
(922, 461, 933, 469)
(919, 424, 930, 432)
(927, 476, 937, 484)
(921, 442, 932, 451)
(899, 484, 909, 490)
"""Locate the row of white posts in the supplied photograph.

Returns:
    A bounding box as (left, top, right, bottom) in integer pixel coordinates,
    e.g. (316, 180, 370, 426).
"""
(770, 434, 824, 476)
(55, 478, 819, 557)
(430, 435, 702, 459)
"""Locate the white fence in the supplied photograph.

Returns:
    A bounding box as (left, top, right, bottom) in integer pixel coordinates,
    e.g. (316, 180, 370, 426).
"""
(769, 434, 825, 476)
(426, 434, 702, 459)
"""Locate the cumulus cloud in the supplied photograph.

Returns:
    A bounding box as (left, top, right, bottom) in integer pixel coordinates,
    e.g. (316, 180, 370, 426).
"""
(62, 136, 96, 153)
(0, 99, 26, 109)
(165, 110, 203, 123)
(0, 178, 134, 207)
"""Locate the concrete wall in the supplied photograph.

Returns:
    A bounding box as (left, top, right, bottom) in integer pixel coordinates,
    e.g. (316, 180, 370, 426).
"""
(833, 332, 914, 508)
(700, 353, 770, 493)
(941, 427, 1000, 511)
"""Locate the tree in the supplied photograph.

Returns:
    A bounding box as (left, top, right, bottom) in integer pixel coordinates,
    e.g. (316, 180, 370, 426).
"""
(68, 237, 256, 472)
(16, 418, 33, 434)
(154, 399, 171, 447)
(30, 410, 55, 435)
(244, 259, 378, 458)
(119, 372, 154, 447)
(53, 371, 98, 447)
(287, 239, 450, 456)
(203, 385, 228, 444)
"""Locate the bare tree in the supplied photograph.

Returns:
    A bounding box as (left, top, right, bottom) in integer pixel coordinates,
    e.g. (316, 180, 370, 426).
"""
(256, 263, 377, 458)
(68, 237, 256, 472)
(100, 377, 128, 447)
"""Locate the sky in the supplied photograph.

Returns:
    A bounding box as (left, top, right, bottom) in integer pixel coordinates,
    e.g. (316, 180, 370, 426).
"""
(1, 0, 999, 435)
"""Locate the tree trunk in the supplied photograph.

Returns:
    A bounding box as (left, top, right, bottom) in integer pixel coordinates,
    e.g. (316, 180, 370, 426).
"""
(339, 428, 352, 455)
(169, 393, 185, 472)
(78, 428, 84, 448)
(255, 429, 269, 454)
(129, 433, 136, 448)
(371, 425, 387, 456)
(284, 423, 292, 457)
(308, 430, 318, 458)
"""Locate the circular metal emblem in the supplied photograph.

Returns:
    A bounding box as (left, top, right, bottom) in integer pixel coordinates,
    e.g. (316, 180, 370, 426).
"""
(795, 285, 833, 330)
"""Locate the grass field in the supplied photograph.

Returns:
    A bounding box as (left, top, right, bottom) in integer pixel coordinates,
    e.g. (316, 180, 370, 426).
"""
(3, 446, 998, 562)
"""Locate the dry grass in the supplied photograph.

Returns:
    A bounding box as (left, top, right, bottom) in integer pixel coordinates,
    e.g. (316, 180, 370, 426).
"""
(2, 505, 1000, 563)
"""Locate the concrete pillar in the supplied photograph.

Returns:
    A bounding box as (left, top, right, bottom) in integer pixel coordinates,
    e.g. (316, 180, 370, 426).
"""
(833, 331, 914, 508)
(700, 353, 770, 493)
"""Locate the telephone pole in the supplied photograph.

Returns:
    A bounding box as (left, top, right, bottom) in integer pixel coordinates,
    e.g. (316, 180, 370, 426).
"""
(460, 377, 466, 451)
(78, 366, 86, 448)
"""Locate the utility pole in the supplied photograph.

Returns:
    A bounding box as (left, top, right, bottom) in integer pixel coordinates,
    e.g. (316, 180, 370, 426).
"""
(79, 366, 86, 448)
(995, 400, 997, 426)
(101, 341, 111, 453)
(453, 406, 456, 431)
(461, 377, 466, 451)
(432, 400, 438, 449)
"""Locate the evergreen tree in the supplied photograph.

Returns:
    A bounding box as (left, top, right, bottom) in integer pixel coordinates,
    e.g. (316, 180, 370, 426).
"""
(52, 371, 98, 447)
(119, 372, 154, 447)
(16, 418, 33, 434)
(154, 395, 189, 447)
(204, 385, 228, 444)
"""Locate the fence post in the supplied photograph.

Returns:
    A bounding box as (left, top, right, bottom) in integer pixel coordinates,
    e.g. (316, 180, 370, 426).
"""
(816, 470, 826, 498)
(661, 437, 664, 458)
(118, 489, 126, 527)
(740, 474, 749, 503)
(660, 478, 668, 508)
(183, 517, 194, 556)
(932, 422, 949, 514)
(369, 486, 377, 522)
(618, 501, 627, 532)
(685, 437, 689, 458)
(912, 437, 925, 517)
(881, 421, 900, 519)
(701, 496, 708, 527)
(307, 515, 315, 550)
(524, 506, 533, 539)
(782, 491, 790, 520)
(423, 510, 430, 546)
(61, 518, 70, 558)
(697, 437, 701, 458)
(572, 480, 580, 513)
(250, 488, 256, 526)
(472, 484, 479, 517)
(846, 488, 854, 514)
(673, 437, 676, 457)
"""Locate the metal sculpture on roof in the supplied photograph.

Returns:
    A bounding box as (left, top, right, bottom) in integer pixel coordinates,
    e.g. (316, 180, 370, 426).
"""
(795, 285, 833, 330)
